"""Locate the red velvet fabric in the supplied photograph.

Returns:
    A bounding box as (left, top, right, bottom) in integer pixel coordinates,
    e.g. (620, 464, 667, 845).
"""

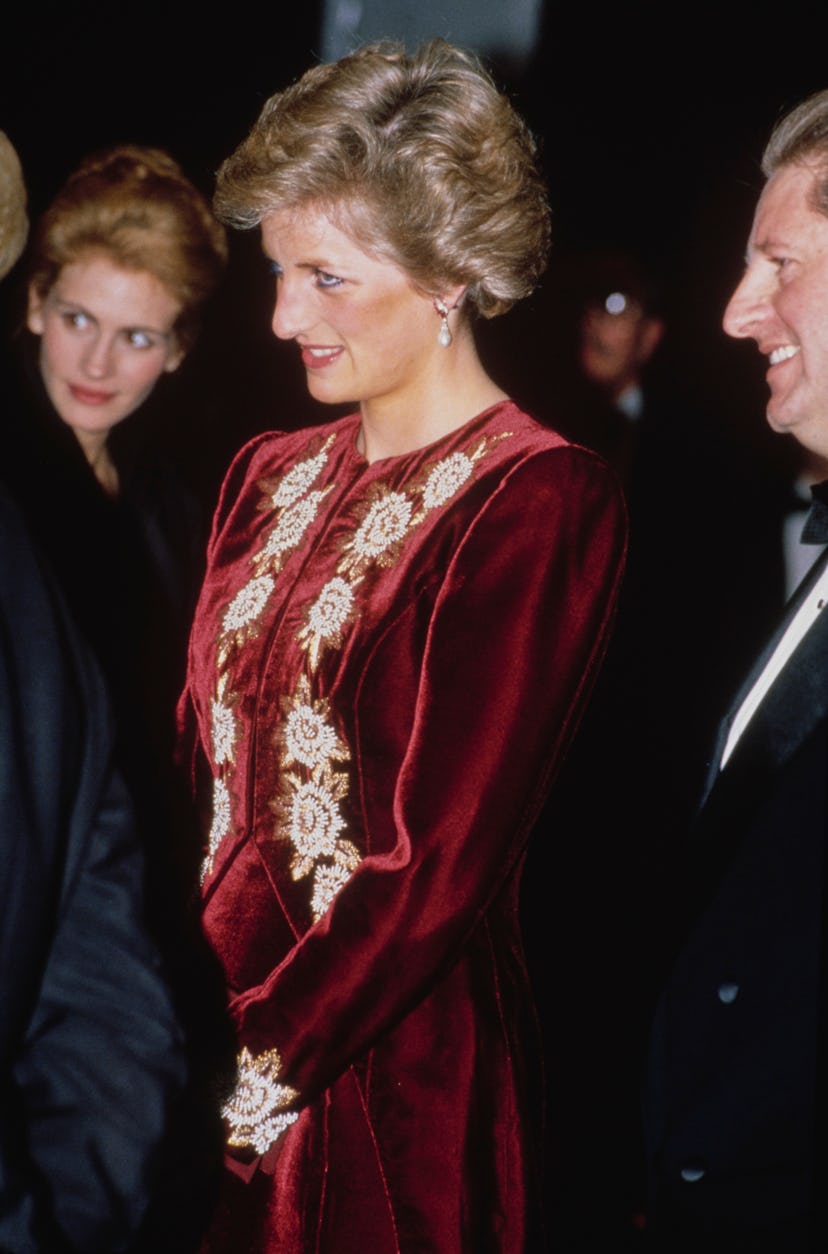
(182, 402, 626, 1252)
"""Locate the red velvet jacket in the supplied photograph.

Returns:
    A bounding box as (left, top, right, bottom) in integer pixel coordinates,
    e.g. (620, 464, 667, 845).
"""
(181, 401, 626, 1252)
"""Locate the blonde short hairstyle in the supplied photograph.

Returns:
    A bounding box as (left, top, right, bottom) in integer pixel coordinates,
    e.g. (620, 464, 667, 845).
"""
(0, 131, 28, 281)
(214, 40, 551, 318)
(29, 145, 227, 350)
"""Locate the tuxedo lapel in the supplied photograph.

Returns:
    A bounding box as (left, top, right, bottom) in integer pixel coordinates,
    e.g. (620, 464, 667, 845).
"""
(718, 604, 828, 789)
(672, 552, 828, 954)
(698, 546, 828, 810)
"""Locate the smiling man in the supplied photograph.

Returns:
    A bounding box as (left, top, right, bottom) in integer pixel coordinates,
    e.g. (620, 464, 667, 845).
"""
(644, 92, 828, 1252)
(724, 162, 828, 454)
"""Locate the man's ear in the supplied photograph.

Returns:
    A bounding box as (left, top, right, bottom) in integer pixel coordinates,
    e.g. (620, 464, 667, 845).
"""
(637, 315, 664, 367)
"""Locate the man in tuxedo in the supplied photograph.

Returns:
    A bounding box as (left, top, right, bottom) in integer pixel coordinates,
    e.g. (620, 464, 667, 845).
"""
(644, 91, 828, 1251)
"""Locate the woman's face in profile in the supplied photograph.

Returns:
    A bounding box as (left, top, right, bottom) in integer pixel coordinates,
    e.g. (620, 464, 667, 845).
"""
(261, 203, 443, 421)
(27, 253, 184, 448)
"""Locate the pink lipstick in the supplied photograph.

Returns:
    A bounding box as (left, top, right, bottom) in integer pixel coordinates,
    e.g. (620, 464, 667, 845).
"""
(69, 384, 116, 405)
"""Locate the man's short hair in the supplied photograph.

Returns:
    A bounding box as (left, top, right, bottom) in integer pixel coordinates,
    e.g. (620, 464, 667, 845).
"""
(762, 89, 828, 216)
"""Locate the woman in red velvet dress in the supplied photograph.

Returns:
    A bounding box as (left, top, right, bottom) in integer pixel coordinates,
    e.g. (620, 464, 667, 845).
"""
(181, 40, 626, 1253)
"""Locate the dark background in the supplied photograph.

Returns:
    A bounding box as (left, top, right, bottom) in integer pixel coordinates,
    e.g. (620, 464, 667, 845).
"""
(4, 2, 828, 486)
(5, 8, 826, 1247)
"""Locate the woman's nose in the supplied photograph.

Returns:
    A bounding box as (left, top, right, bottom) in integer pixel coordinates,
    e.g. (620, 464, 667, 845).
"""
(271, 277, 311, 341)
(81, 332, 115, 378)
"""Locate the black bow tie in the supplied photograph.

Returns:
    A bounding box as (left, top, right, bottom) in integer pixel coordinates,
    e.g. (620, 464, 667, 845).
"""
(801, 479, 828, 544)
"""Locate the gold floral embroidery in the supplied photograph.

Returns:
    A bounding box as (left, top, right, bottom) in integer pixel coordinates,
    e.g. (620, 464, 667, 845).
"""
(273, 678, 360, 921)
(211, 673, 237, 768)
(257, 434, 335, 511)
(222, 573, 274, 634)
(421, 449, 477, 510)
(297, 575, 359, 670)
(310, 841, 362, 921)
(303, 434, 506, 666)
(281, 769, 349, 877)
(253, 487, 332, 576)
(338, 490, 414, 576)
(281, 675, 348, 771)
(217, 573, 275, 669)
(413, 435, 504, 516)
(273, 432, 510, 913)
(223, 1046, 299, 1155)
(202, 776, 233, 883)
(215, 436, 338, 670)
(201, 674, 240, 880)
(207, 426, 511, 918)
(207, 436, 343, 882)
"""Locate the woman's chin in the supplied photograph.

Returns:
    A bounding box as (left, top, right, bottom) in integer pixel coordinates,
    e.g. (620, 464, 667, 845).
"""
(305, 374, 353, 408)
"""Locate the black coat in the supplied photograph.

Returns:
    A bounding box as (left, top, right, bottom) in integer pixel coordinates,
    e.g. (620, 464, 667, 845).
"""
(0, 489, 185, 1252)
(0, 351, 204, 773)
(645, 547, 828, 1251)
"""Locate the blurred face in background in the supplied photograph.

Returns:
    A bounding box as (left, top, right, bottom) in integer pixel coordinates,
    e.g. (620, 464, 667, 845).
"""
(579, 291, 663, 402)
(27, 251, 183, 461)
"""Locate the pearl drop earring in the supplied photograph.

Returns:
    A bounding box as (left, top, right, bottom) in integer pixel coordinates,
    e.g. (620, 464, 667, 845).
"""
(435, 299, 452, 348)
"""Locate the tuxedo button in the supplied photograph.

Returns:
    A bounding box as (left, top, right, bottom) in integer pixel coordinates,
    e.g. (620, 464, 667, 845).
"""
(680, 1161, 706, 1183)
(717, 982, 740, 1004)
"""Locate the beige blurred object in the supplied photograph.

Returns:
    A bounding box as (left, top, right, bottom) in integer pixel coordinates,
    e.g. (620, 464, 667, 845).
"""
(0, 131, 28, 280)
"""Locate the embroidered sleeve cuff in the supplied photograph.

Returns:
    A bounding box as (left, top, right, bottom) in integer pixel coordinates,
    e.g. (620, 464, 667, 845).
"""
(222, 1046, 300, 1155)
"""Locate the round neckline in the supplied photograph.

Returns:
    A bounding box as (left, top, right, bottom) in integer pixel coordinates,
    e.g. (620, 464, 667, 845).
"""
(345, 399, 515, 469)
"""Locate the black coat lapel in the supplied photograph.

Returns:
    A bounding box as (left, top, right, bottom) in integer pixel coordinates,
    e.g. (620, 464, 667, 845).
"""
(698, 547, 828, 809)
(717, 604, 828, 792)
(672, 564, 828, 953)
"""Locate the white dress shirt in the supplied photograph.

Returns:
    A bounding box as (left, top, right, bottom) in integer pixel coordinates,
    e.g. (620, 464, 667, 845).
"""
(721, 556, 828, 768)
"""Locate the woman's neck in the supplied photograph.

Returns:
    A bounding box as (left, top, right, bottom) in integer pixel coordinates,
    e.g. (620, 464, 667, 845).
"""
(358, 332, 508, 463)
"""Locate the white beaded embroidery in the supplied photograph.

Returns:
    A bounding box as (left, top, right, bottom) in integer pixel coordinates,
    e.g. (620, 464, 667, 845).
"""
(222, 574, 274, 635)
(208, 427, 511, 917)
(311, 840, 362, 920)
(265, 437, 334, 509)
(207, 438, 343, 882)
(255, 489, 329, 575)
(421, 451, 475, 510)
(273, 680, 357, 918)
(223, 1046, 299, 1155)
(350, 492, 413, 561)
(298, 577, 356, 669)
(211, 677, 237, 767)
(202, 777, 232, 882)
(284, 700, 345, 771)
(284, 771, 349, 878)
(306, 576, 354, 635)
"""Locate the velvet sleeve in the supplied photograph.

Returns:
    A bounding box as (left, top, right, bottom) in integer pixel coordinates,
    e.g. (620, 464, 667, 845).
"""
(227, 446, 625, 1121)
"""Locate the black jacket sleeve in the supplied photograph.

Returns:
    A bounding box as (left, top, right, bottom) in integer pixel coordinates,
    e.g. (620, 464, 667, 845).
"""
(0, 491, 185, 1253)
